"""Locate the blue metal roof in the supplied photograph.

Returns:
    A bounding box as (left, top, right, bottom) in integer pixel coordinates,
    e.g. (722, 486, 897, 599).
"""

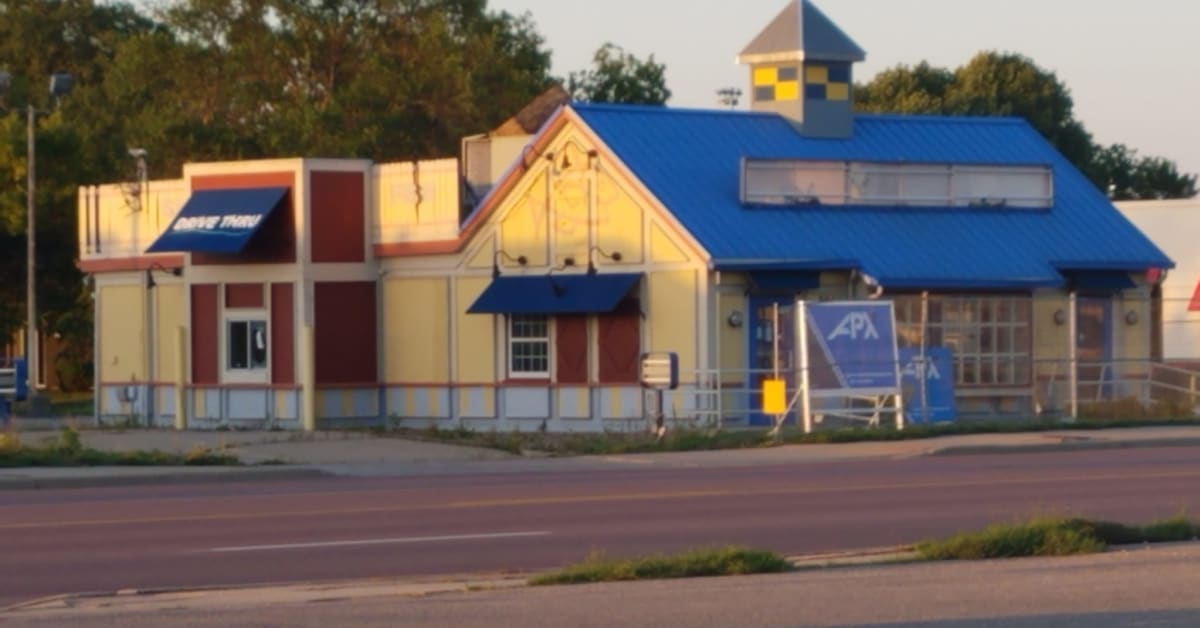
(572, 104, 1173, 289)
(468, 273, 642, 315)
(146, 187, 288, 255)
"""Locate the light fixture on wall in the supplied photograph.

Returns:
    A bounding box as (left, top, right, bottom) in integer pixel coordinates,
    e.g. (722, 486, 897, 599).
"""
(587, 246, 623, 274)
(145, 263, 182, 290)
(1125, 310, 1139, 325)
(727, 310, 744, 328)
(492, 250, 528, 278)
(1053, 309, 1067, 326)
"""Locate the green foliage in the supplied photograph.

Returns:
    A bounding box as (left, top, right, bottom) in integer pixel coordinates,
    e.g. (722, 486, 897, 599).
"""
(0, 425, 240, 466)
(1078, 396, 1197, 421)
(386, 416, 1200, 456)
(917, 516, 1199, 560)
(1087, 144, 1198, 200)
(389, 424, 773, 456)
(0, 0, 556, 346)
(530, 546, 791, 585)
(567, 42, 671, 105)
(856, 51, 1196, 200)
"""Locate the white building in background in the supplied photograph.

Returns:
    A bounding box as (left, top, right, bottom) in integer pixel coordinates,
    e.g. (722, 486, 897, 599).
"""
(1117, 199, 1200, 362)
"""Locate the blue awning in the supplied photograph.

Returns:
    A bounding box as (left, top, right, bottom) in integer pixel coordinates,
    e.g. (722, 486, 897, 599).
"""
(1061, 270, 1136, 294)
(146, 187, 288, 254)
(748, 271, 821, 293)
(468, 273, 642, 315)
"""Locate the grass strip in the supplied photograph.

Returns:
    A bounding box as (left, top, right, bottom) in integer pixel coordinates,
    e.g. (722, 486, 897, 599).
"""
(917, 515, 1200, 560)
(530, 546, 792, 586)
(0, 427, 240, 467)
(381, 416, 1200, 457)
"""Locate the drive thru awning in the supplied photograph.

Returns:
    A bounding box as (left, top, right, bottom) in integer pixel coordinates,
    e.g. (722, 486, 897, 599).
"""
(468, 273, 642, 315)
(146, 187, 288, 254)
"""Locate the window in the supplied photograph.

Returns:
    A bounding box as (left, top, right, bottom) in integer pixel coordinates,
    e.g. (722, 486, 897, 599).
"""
(509, 315, 550, 378)
(894, 296, 1031, 387)
(741, 160, 1053, 209)
(228, 320, 268, 371)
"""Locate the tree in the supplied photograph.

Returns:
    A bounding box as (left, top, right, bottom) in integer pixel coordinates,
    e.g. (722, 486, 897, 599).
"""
(567, 43, 670, 106)
(0, 0, 559, 380)
(856, 61, 952, 115)
(1089, 144, 1198, 200)
(855, 51, 1195, 199)
(98, 0, 555, 170)
(0, 1, 158, 367)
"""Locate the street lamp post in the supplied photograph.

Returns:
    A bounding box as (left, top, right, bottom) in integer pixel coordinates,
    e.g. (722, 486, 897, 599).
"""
(0, 71, 73, 409)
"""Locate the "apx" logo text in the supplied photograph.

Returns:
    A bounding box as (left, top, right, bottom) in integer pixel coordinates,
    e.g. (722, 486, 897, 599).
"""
(827, 312, 880, 341)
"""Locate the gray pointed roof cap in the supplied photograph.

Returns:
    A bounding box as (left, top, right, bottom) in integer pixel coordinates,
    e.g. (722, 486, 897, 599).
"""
(737, 0, 866, 65)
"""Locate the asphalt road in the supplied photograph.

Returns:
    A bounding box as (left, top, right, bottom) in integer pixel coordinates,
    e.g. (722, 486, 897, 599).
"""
(1, 445, 1198, 607)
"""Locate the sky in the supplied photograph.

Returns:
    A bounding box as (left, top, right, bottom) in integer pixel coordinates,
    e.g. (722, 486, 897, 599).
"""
(490, 0, 1200, 177)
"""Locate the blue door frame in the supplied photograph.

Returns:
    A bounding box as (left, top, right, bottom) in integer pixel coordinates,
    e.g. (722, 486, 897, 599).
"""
(1076, 297, 1114, 400)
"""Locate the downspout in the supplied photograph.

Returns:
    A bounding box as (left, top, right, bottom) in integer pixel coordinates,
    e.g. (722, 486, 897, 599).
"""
(1068, 290, 1078, 421)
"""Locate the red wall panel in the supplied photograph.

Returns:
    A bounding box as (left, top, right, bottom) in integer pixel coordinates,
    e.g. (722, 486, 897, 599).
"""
(190, 284, 219, 385)
(555, 315, 589, 384)
(270, 283, 295, 385)
(598, 299, 641, 384)
(310, 171, 366, 263)
(225, 283, 264, 309)
(314, 282, 377, 385)
(191, 172, 297, 265)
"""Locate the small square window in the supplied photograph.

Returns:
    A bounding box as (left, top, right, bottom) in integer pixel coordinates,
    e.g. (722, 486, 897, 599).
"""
(509, 315, 549, 378)
(228, 320, 268, 371)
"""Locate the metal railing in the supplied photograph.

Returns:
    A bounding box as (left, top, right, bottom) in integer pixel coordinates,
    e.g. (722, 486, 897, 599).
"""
(662, 358, 1200, 430)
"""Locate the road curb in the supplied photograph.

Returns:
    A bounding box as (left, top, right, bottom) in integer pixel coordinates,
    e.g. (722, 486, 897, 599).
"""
(925, 436, 1200, 457)
(1, 546, 928, 616)
(0, 466, 331, 491)
(1, 572, 534, 615)
(787, 545, 920, 568)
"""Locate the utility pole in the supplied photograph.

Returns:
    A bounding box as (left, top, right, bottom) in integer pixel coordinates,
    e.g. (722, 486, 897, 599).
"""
(0, 71, 74, 411)
(26, 103, 36, 402)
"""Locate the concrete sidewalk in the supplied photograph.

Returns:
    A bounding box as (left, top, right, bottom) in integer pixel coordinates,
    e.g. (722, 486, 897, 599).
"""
(3, 424, 1200, 490)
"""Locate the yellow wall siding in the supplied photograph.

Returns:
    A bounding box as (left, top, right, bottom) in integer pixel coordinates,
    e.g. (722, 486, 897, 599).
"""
(499, 172, 549, 267)
(596, 170, 644, 264)
(817, 272, 852, 300)
(155, 284, 184, 382)
(80, 179, 187, 262)
(465, 235, 495, 269)
(455, 277, 496, 382)
(718, 292, 747, 373)
(1117, 299, 1151, 360)
(373, 159, 461, 243)
(649, 222, 689, 263)
(383, 278, 450, 383)
(550, 144, 592, 266)
(649, 270, 698, 373)
(100, 285, 146, 382)
(1032, 293, 1070, 363)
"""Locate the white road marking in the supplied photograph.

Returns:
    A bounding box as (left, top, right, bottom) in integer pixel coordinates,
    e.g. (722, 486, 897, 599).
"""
(207, 530, 551, 553)
(600, 456, 653, 464)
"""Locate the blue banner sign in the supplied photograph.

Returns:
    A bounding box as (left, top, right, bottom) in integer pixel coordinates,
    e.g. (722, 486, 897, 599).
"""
(898, 347, 956, 423)
(804, 302, 899, 390)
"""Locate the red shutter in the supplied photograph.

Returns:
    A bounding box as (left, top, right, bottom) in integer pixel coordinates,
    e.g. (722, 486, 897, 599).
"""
(598, 299, 641, 383)
(190, 284, 219, 385)
(556, 315, 589, 384)
(225, 283, 264, 309)
(270, 283, 295, 385)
